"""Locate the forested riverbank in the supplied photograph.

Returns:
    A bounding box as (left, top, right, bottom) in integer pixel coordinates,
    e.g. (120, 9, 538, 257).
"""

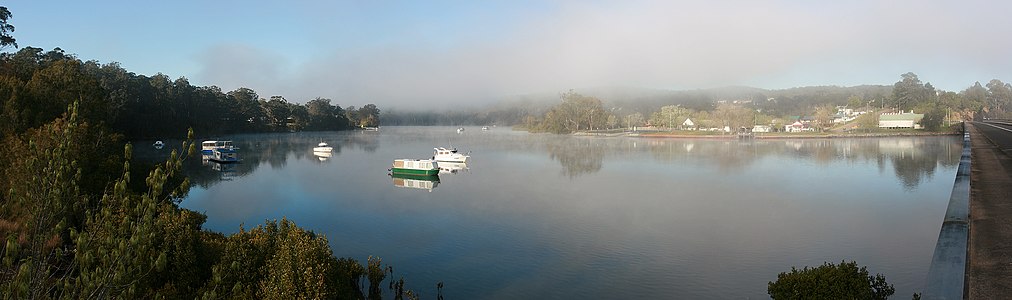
(0, 8, 416, 298)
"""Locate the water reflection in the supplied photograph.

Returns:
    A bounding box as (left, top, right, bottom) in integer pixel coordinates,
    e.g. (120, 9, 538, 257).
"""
(537, 136, 958, 190)
(390, 174, 440, 191)
(547, 138, 605, 178)
(173, 127, 962, 299)
(202, 159, 237, 181)
(131, 132, 380, 188)
(313, 150, 333, 162)
(151, 132, 961, 191)
(438, 162, 469, 175)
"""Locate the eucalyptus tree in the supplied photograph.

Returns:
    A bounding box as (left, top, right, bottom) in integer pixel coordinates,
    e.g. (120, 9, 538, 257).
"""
(986, 79, 1012, 117)
(0, 6, 15, 49)
(649, 105, 689, 129)
(623, 113, 644, 129)
(891, 72, 934, 111)
(537, 90, 609, 133)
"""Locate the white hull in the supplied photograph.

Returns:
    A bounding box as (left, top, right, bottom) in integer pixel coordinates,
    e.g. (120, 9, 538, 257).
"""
(433, 147, 469, 163)
(434, 154, 468, 163)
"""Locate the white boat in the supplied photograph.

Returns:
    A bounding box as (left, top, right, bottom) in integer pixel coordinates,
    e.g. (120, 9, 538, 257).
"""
(201, 140, 239, 163)
(456, 127, 464, 134)
(433, 147, 469, 163)
(482, 126, 489, 131)
(313, 142, 333, 152)
(201, 140, 235, 154)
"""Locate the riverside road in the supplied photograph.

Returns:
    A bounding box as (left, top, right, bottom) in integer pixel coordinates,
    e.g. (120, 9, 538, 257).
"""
(965, 121, 1012, 299)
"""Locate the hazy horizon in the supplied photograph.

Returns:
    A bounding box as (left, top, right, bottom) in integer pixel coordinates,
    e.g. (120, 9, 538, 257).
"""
(8, 1, 1012, 109)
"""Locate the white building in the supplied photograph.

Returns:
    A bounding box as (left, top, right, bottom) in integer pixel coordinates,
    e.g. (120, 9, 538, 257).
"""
(879, 112, 924, 129)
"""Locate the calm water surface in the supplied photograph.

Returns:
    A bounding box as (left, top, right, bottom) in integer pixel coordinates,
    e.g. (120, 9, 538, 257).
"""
(164, 127, 960, 299)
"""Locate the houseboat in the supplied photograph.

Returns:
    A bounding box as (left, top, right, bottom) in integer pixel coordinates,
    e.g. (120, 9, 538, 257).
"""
(201, 140, 239, 163)
(207, 147, 239, 163)
(390, 159, 439, 176)
(201, 140, 235, 155)
(433, 147, 469, 163)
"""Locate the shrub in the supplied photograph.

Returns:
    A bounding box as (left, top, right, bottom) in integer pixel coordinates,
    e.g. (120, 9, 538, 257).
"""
(768, 260, 894, 300)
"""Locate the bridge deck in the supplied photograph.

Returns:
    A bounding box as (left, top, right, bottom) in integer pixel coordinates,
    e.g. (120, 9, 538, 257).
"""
(966, 122, 1012, 299)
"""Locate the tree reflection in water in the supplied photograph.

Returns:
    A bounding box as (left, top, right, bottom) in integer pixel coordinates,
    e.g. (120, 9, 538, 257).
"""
(546, 137, 605, 178)
(133, 132, 380, 188)
(542, 135, 959, 191)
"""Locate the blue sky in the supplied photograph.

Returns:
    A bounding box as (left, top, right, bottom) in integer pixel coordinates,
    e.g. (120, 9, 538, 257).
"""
(5, 1, 1012, 108)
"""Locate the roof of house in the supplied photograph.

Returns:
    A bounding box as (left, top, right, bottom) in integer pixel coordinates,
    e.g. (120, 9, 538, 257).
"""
(879, 113, 924, 121)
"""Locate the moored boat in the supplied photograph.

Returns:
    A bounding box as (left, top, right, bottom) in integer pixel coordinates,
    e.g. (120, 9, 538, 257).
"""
(313, 142, 333, 152)
(390, 159, 439, 176)
(208, 147, 239, 163)
(201, 140, 235, 155)
(201, 140, 239, 163)
(433, 147, 469, 163)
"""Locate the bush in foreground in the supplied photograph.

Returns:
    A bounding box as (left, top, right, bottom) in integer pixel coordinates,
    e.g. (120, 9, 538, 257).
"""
(768, 260, 894, 300)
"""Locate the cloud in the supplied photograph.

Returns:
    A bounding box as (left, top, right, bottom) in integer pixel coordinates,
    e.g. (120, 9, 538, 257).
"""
(192, 1, 1012, 109)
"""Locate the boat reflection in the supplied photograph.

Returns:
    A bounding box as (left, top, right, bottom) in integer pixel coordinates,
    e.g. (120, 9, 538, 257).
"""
(313, 150, 333, 162)
(438, 162, 469, 174)
(202, 155, 237, 181)
(390, 173, 440, 192)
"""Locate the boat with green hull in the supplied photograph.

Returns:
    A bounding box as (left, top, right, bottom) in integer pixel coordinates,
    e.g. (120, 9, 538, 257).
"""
(390, 159, 439, 176)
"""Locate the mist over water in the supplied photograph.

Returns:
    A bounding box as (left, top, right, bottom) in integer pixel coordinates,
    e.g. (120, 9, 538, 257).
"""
(159, 127, 961, 299)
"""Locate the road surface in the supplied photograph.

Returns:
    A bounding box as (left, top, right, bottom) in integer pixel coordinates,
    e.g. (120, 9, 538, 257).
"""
(966, 121, 1012, 299)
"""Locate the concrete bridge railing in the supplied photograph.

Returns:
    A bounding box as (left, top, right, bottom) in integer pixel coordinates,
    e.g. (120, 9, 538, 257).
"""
(922, 126, 970, 299)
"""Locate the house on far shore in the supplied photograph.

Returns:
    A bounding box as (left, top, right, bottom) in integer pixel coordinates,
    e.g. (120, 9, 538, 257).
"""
(785, 121, 815, 133)
(879, 111, 924, 129)
(681, 118, 696, 130)
(752, 125, 772, 133)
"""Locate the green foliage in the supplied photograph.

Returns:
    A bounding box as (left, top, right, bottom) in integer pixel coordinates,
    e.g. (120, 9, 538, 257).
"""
(623, 113, 644, 128)
(0, 47, 368, 139)
(346, 104, 381, 128)
(533, 90, 611, 133)
(0, 102, 83, 298)
(648, 105, 689, 129)
(0, 6, 15, 49)
(768, 260, 895, 300)
(846, 95, 864, 108)
(854, 111, 879, 131)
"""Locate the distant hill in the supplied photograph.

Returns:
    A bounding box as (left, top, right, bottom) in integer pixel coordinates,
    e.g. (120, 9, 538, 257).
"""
(381, 85, 893, 125)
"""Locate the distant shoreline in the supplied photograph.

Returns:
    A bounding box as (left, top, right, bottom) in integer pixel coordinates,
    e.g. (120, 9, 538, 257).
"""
(574, 131, 961, 139)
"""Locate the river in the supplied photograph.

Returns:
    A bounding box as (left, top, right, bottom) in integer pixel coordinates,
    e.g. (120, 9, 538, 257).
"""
(152, 126, 960, 299)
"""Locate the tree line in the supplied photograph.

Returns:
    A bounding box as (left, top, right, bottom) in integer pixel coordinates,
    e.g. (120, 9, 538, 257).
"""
(521, 73, 1011, 134)
(1, 8, 418, 299)
(0, 46, 381, 139)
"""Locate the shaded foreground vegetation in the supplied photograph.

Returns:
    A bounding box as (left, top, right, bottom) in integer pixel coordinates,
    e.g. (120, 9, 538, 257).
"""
(0, 10, 417, 299)
(768, 261, 897, 300)
(0, 104, 420, 299)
